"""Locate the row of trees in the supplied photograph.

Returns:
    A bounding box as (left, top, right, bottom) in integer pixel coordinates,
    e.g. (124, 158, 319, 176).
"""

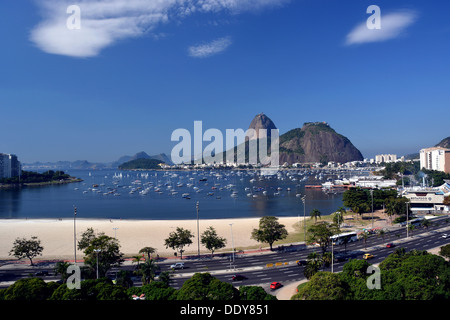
(0, 272, 277, 301)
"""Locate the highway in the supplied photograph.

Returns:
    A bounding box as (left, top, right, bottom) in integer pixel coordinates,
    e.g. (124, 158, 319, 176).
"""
(163, 216, 450, 291)
(1, 216, 449, 292)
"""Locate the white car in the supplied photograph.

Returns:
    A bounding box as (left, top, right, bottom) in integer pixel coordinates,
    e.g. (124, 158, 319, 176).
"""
(170, 262, 185, 269)
(442, 234, 449, 239)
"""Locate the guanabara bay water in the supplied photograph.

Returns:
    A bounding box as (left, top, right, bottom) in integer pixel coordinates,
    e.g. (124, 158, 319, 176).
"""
(0, 168, 368, 220)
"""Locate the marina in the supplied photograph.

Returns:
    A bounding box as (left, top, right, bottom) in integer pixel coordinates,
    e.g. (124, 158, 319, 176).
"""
(0, 167, 376, 220)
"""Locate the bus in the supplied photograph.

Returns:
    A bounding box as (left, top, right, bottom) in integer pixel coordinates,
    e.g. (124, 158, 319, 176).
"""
(331, 232, 358, 245)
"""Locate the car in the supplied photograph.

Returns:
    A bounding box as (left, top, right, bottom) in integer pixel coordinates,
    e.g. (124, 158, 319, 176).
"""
(170, 262, 184, 269)
(34, 271, 49, 276)
(334, 256, 347, 262)
(296, 260, 307, 266)
(363, 253, 374, 260)
(442, 234, 449, 239)
(231, 274, 247, 281)
(270, 282, 282, 290)
(386, 243, 395, 248)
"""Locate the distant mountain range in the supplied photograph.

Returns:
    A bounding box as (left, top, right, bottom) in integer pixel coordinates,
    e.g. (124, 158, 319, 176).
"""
(22, 152, 173, 170)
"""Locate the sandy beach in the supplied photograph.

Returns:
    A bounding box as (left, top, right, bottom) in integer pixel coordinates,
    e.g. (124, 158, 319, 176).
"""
(0, 217, 302, 261)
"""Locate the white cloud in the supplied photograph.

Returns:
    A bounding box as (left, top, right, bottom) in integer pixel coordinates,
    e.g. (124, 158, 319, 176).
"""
(30, 0, 289, 58)
(345, 10, 417, 46)
(188, 36, 232, 58)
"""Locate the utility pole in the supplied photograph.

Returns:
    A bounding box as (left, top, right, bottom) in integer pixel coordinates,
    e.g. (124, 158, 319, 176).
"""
(73, 205, 77, 265)
(302, 195, 306, 242)
(406, 201, 409, 238)
(196, 202, 200, 257)
(229, 223, 235, 263)
(94, 249, 101, 279)
(370, 189, 374, 229)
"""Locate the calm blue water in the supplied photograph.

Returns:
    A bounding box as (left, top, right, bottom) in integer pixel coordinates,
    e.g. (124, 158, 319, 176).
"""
(0, 169, 358, 220)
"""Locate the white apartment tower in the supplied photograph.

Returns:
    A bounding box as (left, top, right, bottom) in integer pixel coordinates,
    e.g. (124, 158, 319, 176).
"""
(420, 147, 450, 173)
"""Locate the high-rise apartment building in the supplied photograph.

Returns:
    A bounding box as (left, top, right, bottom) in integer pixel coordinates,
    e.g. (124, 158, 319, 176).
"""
(0, 153, 21, 179)
(419, 147, 450, 173)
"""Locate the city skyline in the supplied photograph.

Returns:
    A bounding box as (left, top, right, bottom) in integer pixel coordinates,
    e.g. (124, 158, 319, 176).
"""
(1, 1, 450, 163)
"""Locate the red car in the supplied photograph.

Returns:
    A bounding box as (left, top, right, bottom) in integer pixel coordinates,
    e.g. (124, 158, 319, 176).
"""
(270, 282, 282, 290)
(386, 243, 395, 248)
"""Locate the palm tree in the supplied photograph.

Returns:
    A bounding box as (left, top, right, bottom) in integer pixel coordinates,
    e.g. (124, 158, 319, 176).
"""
(304, 251, 322, 279)
(359, 232, 369, 249)
(132, 255, 143, 268)
(310, 209, 322, 223)
(137, 259, 160, 285)
(139, 246, 156, 261)
(377, 229, 386, 241)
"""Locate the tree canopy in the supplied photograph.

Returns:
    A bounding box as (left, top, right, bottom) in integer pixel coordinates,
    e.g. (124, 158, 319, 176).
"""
(250, 216, 288, 251)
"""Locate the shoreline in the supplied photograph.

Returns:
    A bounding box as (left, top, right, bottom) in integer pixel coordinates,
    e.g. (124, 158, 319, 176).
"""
(0, 216, 302, 261)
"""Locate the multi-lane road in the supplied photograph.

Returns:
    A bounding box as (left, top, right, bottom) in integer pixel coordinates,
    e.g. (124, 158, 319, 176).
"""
(162, 216, 450, 291)
(1, 216, 449, 292)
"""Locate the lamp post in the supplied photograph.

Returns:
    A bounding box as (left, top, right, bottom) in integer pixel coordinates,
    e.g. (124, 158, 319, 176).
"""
(302, 195, 306, 242)
(73, 205, 77, 265)
(370, 189, 374, 229)
(196, 201, 200, 257)
(406, 201, 409, 238)
(331, 237, 334, 273)
(229, 223, 235, 263)
(93, 249, 101, 279)
(113, 227, 118, 239)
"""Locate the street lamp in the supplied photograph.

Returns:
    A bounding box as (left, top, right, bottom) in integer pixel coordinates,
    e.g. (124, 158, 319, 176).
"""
(93, 249, 101, 279)
(73, 205, 77, 265)
(370, 189, 374, 229)
(229, 223, 235, 263)
(302, 195, 306, 242)
(196, 201, 200, 257)
(406, 201, 409, 238)
(113, 227, 119, 239)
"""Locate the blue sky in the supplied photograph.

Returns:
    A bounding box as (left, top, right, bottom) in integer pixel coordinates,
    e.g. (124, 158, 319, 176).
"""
(1, 0, 449, 163)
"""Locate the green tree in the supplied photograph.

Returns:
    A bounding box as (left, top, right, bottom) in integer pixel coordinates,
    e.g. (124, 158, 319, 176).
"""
(0, 277, 56, 300)
(136, 259, 160, 285)
(175, 273, 239, 301)
(250, 216, 288, 251)
(9, 236, 43, 266)
(333, 207, 346, 226)
(293, 272, 348, 300)
(128, 281, 176, 300)
(114, 270, 134, 288)
(54, 261, 72, 283)
(303, 252, 322, 280)
(358, 231, 369, 249)
(164, 227, 194, 260)
(238, 286, 277, 300)
(50, 278, 128, 300)
(439, 244, 450, 260)
(139, 246, 157, 261)
(309, 208, 322, 223)
(77, 228, 124, 278)
(306, 222, 339, 254)
(201, 226, 227, 256)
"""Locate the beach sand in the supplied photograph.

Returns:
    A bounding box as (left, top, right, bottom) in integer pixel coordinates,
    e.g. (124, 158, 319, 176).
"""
(0, 217, 302, 261)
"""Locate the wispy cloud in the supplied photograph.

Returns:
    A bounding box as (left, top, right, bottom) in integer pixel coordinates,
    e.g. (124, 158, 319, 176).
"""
(188, 36, 232, 58)
(30, 0, 289, 58)
(345, 10, 417, 46)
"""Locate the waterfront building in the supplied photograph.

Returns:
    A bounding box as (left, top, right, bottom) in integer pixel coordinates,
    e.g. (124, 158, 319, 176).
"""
(0, 153, 21, 179)
(419, 147, 450, 173)
(403, 180, 450, 214)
